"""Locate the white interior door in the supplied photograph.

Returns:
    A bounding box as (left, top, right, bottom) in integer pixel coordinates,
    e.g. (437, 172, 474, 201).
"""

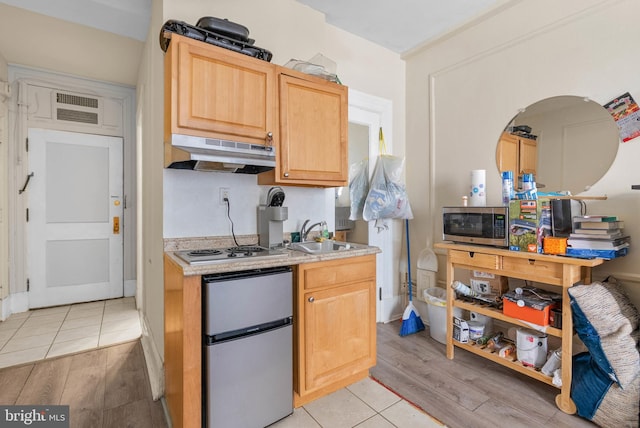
(27, 128, 123, 308)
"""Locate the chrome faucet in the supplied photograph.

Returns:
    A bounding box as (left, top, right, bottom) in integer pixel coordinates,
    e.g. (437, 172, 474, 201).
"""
(300, 219, 326, 241)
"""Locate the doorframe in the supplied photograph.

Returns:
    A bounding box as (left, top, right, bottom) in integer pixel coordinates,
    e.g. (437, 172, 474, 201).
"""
(6, 65, 136, 316)
(348, 89, 398, 323)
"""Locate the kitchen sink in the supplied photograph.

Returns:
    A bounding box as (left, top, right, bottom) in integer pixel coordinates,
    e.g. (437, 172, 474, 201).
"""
(289, 240, 357, 254)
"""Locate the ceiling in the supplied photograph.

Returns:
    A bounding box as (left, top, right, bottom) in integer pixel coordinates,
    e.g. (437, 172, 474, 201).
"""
(296, 0, 503, 53)
(0, 0, 503, 54)
(0, 0, 152, 42)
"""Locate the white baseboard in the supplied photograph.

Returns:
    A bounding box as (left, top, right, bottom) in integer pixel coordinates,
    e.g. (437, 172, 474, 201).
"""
(124, 279, 136, 297)
(381, 296, 404, 323)
(5, 291, 29, 315)
(139, 312, 164, 400)
(0, 298, 7, 321)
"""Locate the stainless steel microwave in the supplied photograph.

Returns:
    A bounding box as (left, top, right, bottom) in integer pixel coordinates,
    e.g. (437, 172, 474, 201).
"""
(442, 206, 509, 247)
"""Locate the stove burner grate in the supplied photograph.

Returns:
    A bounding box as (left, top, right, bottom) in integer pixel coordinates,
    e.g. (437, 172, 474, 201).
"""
(226, 246, 265, 254)
(188, 249, 223, 257)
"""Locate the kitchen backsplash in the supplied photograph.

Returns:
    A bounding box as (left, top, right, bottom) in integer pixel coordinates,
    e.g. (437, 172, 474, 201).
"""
(163, 169, 336, 238)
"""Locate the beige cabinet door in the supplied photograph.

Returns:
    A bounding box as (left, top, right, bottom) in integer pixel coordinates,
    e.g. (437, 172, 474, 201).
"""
(302, 280, 375, 392)
(294, 255, 376, 405)
(496, 132, 519, 174)
(276, 72, 348, 186)
(497, 132, 538, 177)
(519, 137, 538, 174)
(168, 34, 277, 145)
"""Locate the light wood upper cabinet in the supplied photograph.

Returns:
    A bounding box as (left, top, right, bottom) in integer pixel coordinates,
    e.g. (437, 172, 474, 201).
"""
(259, 71, 348, 187)
(164, 34, 277, 166)
(519, 137, 537, 174)
(496, 131, 537, 178)
(293, 255, 376, 407)
(164, 34, 348, 187)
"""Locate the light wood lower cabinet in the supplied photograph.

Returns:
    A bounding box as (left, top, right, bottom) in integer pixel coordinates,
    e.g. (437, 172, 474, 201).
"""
(293, 255, 377, 407)
(164, 253, 377, 427)
(164, 255, 202, 428)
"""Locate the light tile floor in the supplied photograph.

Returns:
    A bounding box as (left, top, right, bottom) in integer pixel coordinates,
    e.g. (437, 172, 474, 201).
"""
(273, 377, 445, 428)
(0, 297, 141, 369)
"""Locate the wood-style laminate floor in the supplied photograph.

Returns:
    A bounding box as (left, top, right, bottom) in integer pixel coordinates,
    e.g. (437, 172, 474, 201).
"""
(0, 340, 167, 428)
(372, 320, 597, 428)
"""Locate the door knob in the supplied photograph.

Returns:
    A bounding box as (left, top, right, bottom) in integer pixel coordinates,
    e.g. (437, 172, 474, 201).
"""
(308, 297, 314, 303)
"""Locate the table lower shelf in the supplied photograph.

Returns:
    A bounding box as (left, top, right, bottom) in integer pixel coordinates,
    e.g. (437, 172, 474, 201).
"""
(454, 299, 563, 338)
(453, 340, 558, 388)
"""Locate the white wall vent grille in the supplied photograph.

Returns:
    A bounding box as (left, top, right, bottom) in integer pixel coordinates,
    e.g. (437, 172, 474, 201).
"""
(56, 108, 99, 124)
(54, 91, 100, 125)
(56, 93, 99, 109)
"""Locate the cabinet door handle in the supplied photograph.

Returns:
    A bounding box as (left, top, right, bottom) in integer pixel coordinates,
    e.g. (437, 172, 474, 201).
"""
(266, 132, 273, 145)
(308, 297, 315, 303)
(284, 172, 289, 177)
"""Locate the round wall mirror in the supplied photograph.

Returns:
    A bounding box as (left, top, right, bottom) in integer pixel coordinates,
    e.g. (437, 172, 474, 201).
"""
(495, 95, 620, 195)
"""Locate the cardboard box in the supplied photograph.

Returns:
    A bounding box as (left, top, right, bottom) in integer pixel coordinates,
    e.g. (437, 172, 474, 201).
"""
(453, 316, 469, 343)
(457, 270, 509, 298)
(509, 198, 551, 253)
(502, 288, 561, 326)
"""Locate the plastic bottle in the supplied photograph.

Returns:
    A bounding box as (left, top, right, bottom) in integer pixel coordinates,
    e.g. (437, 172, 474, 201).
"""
(451, 280, 480, 298)
(501, 171, 514, 205)
(321, 221, 330, 239)
(522, 173, 535, 190)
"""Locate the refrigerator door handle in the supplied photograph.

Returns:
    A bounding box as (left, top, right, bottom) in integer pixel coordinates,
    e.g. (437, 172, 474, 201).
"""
(205, 316, 293, 345)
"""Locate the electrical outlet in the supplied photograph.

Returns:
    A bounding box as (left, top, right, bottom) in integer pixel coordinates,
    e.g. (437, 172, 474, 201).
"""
(219, 187, 230, 205)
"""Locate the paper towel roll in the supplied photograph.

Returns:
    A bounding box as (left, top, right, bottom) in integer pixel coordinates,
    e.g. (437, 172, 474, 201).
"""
(469, 169, 486, 206)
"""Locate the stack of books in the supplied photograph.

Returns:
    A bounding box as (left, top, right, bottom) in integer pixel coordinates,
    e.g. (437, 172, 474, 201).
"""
(566, 215, 629, 259)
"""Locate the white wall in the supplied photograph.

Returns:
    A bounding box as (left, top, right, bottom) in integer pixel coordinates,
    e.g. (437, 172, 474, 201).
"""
(405, 0, 640, 310)
(163, 171, 335, 238)
(0, 52, 8, 310)
(0, 4, 143, 86)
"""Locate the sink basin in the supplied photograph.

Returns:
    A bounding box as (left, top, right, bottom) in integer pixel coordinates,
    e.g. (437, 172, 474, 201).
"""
(290, 240, 356, 254)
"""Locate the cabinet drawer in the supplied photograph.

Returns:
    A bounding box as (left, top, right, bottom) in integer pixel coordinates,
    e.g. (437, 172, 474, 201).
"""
(502, 257, 563, 282)
(449, 250, 500, 270)
(302, 257, 376, 291)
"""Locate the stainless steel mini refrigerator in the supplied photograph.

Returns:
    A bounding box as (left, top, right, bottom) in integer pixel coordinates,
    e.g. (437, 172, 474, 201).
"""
(203, 266, 293, 428)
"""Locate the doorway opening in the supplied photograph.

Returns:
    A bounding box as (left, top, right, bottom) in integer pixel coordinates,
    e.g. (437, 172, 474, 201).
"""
(5, 66, 136, 317)
(344, 90, 398, 323)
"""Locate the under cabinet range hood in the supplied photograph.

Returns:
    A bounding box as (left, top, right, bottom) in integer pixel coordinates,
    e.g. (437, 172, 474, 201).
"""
(167, 134, 276, 173)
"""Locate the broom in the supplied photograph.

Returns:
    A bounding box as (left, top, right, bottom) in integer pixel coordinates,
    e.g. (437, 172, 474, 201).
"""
(400, 218, 425, 336)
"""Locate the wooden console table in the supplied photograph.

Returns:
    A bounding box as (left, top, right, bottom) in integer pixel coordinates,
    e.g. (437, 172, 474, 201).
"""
(434, 242, 604, 414)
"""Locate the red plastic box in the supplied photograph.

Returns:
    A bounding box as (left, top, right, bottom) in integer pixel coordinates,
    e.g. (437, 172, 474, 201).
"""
(503, 299, 557, 326)
(502, 288, 560, 326)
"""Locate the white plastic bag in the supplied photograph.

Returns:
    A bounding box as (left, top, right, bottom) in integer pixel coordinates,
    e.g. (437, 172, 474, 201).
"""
(348, 159, 369, 220)
(362, 154, 413, 220)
